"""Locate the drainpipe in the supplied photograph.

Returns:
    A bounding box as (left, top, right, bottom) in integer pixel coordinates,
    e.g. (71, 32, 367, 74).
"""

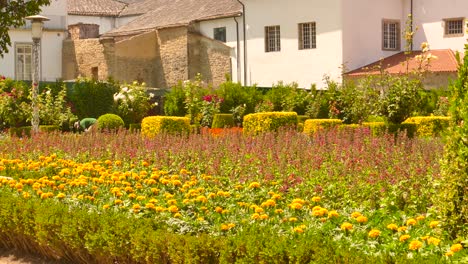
(234, 16, 242, 83)
(236, 0, 247, 86)
(410, 0, 414, 51)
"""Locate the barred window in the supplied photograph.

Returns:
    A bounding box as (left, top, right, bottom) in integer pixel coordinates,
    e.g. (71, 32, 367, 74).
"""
(265, 25, 281, 52)
(299, 22, 316, 50)
(444, 18, 465, 37)
(382, 20, 400, 51)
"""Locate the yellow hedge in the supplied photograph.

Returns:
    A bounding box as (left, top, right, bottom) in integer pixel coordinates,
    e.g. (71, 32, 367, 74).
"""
(243, 112, 298, 135)
(303, 119, 342, 135)
(141, 116, 190, 137)
(403, 116, 450, 137)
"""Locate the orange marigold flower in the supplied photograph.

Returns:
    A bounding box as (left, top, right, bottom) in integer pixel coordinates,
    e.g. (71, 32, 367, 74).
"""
(406, 218, 417, 226)
(351, 212, 362, 218)
(387, 224, 398, 231)
(416, 215, 425, 221)
(328, 210, 339, 218)
(398, 226, 407, 232)
(293, 227, 304, 233)
(445, 251, 454, 257)
(249, 182, 260, 188)
(451, 244, 463, 253)
(429, 221, 439, 229)
(399, 234, 411, 242)
(427, 237, 441, 246)
(311, 196, 321, 202)
(356, 216, 368, 223)
(341, 222, 353, 231)
(409, 240, 423, 251)
(368, 229, 381, 238)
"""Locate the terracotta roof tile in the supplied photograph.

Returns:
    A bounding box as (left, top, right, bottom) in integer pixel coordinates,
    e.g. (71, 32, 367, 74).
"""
(68, 0, 127, 17)
(345, 49, 460, 77)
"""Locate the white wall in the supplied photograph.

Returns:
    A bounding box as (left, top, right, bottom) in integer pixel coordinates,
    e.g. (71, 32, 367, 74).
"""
(198, 17, 243, 84)
(411, 0, 468, 52)
(0, 0, 66, 81)
(242, 0, 343, 88)
(342, 0, 406, 72)
(68, 15, 140, 35)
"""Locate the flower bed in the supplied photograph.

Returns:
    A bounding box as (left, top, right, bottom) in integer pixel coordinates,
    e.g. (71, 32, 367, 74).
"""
(0, 129, 465, 263)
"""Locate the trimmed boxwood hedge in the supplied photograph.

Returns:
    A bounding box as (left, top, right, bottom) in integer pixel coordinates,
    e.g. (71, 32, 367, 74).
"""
(141, 116, 191, 137)
(243, 112, 297, 134)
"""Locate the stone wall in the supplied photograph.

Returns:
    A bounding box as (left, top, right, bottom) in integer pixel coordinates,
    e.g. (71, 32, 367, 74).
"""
(157, 27, 189, 88)
(68, 23, 99, 40)
(62, 38, 110, 80)
(188, 33, 232, 87)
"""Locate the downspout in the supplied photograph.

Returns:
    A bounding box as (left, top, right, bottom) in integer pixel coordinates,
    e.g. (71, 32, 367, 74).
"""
(234, 16, 242, 83)
(236, 0, 247, 86)
(410, 0, 414, 51)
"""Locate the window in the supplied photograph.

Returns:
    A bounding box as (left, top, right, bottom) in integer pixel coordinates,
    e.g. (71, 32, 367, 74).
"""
(444, 18, 465, 37)
(298, 22, 316, 50)
(15, 43, 32, 81)
(265, 25, 281, 52)
(214, 27, 226, 42)
(382, 20, 400, 51)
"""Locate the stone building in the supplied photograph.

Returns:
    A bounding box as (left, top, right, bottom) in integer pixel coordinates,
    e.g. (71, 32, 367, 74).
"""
(64, 0, 241, 88)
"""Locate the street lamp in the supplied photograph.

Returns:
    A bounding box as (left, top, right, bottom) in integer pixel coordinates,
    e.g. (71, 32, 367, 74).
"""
(25, 15, 49, 133)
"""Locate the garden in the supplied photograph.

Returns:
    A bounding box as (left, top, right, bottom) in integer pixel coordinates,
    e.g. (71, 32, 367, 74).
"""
(0, 49, 467, 263)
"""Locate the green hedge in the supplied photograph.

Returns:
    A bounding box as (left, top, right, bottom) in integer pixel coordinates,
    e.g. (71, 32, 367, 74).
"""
(303, 119, 342, 135)
(141, 116, 191, 137)
(403, 116, 450, 137)
(97, 114, 125, 131)
(211, 114, 235, 128)
(8, 125, 60, 137)
(243, 112, 297, 134)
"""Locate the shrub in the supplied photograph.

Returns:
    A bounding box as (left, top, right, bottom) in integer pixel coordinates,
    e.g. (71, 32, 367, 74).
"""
(243, 112, 297, 134)
(129, 123, 141, 133)
(113, 82, 153, 125)
(69, 78, 119, 119)
(403, 116, 450, 137)
(436, 48, 468, 239)
(164, 82, 186, 117)
(38, 86, 77, 129)
(361, 122, 387, 136)
(141, 116, 190, 137)
(386, 123, 417, 138)
(212, 114, 235, 128)
(215, 81, 262, 116)
(303, 119, 342, 135)
(297, 115, 309, 124)
(8, 125, 59, 137)
(97, 114, 125, 131)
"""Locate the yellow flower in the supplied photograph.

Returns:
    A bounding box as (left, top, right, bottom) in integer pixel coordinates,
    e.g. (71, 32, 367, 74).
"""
(450, 244, 463, 253)
(254, 207, 264, 213)
(351, 212, 362, 218)
(429, 221, 439, 229)
(445, 251, 454, 257)
(328, 210, 339, 218)
(114, 199, 123, 205)
(289, 217, 298, 222)
(368, 229, 381, 238)
(221, 224, 229, 231)
(168, 205, 178, 213)
(289, 202, 303, 210)
(341, 222, 353, 231)
(398, 226, 407, 232)
(56, 193, 66, 199)
(249, 182, 260, 188)
(260, 214, 269, 220)
(356, 216, 368, 223)
(427, 237, 440, 246)
(103, 204, 110, 209)
(416, 215, 425, 221)
(274, 209, 284, 214)
(174, 213, 182, 218)
(293, 227, 304, 233)
(387, 224, 398, 231)
(251, 213, 260, 220)
(406, 218, 417, 226)
(409, 240, 423, 251)
(261, 199, 276, 207)
(227, 223, 235, 229)
(132, 204, 141, 211)
(399, 235, 411, 242)
(311, 196, 321, 202)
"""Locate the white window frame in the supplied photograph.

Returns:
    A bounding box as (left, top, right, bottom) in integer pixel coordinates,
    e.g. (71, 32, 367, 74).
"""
(265, 25, 281, 52)
(15, 43, 33, 81)
(444, 18, 465, 37)
(298, 22, 317, 50)
(382, 19, 400, 51)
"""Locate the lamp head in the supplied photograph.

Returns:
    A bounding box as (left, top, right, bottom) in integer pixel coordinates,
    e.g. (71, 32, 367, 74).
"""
(25, 15, 50, 40)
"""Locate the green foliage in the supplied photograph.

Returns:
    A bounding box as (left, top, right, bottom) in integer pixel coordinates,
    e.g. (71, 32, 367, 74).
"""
(164, 82, 187, 117)
(113, 82, 153, 125)
(38, 86, 77, 129)
(264, 82, 312, 114)
(215, 81, 262, 115)
(437, 48, 468, 239)
(97, 114, 125, 131)
(0, 77, 31, 128)
(243, 112, 297, 134)
(386, 123, 417, 138)
(69, 78, 119, 120)
(303, 119, 342, 135)
(141, 116, 191, 137)
(182, 75, 210, 125)
(362, 122, 387, 136)
(297, 115, 309, 124)
(128, 123, 141, 133)
(404, 116, 450, 137)
(8, 125, 59, 137)
(305, 86, 330, 119)
(0, 0, 51, 57)
(211, 114, 235, 129)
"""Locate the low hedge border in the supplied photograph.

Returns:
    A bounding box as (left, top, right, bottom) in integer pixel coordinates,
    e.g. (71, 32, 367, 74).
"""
(243, 112, 297, 135)
(141, 116, 191, 137)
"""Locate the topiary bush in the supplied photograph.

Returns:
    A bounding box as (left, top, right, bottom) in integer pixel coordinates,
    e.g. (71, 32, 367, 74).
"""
(403, 116, 450, 137)
(303, 119, 342, 135)
(243, 112, 297, 135)
(97, 114, 125, 131)
(141, 116, 190, 137)
(212, 114, 235, 128)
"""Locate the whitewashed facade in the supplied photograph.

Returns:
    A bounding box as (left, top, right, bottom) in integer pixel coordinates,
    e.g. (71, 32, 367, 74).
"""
(0, 0, 68, 82)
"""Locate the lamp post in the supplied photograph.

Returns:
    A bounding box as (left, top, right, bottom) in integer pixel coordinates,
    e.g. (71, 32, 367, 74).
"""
(25, 15, 49, 133)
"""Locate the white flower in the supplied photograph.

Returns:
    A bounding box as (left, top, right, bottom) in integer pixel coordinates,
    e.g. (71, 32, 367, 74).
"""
(128, 95, 134, 102)
(121, 87, 129, 93)
(46, 90, 51, 95)
(113, 93, 120, 102)
(149, 93, 155, 98)
(154, 102, 159, 106)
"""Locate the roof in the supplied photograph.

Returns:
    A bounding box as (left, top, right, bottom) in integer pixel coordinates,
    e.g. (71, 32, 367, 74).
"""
(68, 0, 128, 17)
(103, 0, 242, 37)
(346, 49, 460, 77)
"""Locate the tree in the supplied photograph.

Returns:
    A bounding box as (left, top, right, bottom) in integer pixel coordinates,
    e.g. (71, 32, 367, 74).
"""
(0, 0, 51, 57)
